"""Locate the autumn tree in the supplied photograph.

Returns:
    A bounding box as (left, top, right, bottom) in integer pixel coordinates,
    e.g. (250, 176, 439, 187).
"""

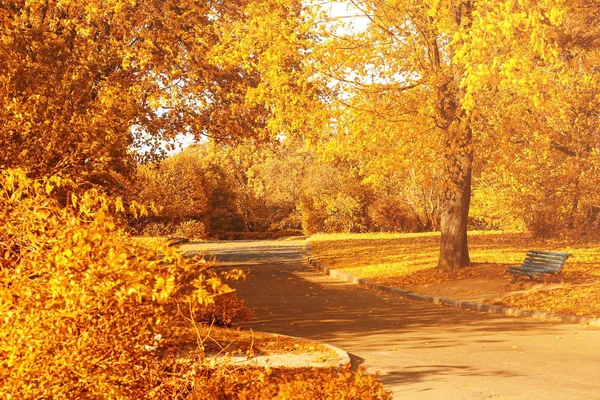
(131, 146, 213, 238)
(314, 0, 570, 269)
(245, 137, 309, 230)
(470, 0, 600, 236)
(320, 103, 443, 232)
(0, 0, 318, 191)
(301, 154, 374, 234)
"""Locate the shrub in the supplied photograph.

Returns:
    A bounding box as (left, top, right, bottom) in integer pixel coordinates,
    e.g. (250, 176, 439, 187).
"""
(140, 220, 207, 240)
(367, 195, 421, 232)
(524, 205, 563, 238)
(190, 366, 392, 399)
(196, 292, 253, 326)
(300, 193, 368, 235)
(300, 195, 327, 235)
(323, 193, 367, 233)
(141, 221, 178, 237)
(0, 169, 246, 398)
(174, 220, 207, 240)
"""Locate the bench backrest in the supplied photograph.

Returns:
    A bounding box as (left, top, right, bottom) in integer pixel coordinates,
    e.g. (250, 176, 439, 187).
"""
(523, 250, 570, 271)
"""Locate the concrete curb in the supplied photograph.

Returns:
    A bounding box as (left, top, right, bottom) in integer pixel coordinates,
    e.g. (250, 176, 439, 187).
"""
(322, 342, 352, 367)
(305, 240, 600, 327)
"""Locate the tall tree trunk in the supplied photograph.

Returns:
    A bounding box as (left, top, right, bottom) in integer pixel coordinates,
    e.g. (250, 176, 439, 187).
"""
(437, 161, 471, 270)
(437, 121, 472, 271)
(435, 1, 474, 271)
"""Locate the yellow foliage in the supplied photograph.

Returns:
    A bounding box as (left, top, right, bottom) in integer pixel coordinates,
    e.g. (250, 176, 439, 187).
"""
(0, 170, 387, 398)
(190, 366, 391, 400)
(1, 0, 319, 192)
(0, 169, 244, 398)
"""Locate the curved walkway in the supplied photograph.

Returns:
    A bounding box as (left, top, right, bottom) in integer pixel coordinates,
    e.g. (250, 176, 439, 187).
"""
(183, 240, 600, 399)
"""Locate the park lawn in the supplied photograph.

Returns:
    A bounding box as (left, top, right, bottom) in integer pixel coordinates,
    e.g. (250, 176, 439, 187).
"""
(309, 231, 600, 317)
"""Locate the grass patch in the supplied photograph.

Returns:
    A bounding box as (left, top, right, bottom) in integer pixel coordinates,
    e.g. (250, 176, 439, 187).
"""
(310, 231, 600, 317)
(199, 325, 335, 357)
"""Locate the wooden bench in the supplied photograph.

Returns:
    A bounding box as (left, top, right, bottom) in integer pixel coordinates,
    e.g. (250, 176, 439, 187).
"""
(506, 250, 571, 282)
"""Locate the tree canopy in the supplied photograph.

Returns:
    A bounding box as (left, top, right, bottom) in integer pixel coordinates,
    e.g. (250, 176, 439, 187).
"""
(304, 0, 600, 269)
(4, 0, 600, 270)
(0, 0, 318, 190)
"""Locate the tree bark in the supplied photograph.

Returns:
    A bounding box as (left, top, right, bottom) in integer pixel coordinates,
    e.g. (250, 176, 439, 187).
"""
(434, 1, 474, 271)
(437, 121, 472, 271)
(437, 166, 471, 270)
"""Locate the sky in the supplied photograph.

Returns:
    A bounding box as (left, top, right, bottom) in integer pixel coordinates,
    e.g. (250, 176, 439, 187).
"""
(325, 1, 370, 33)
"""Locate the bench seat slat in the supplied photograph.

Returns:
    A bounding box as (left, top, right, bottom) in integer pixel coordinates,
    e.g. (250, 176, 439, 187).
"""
(525, 256, 567, 262)
(521, 262, 563, 269)
(507, 268, 545, 273)
(522, 258, 565, 265)
(526, 250, 571, 257)
(525, 256, 567, 261)
(525, 255, 568, 263)
(509, 264, 560, 271)
(521, 264, 563, 270)
(525, 260, 566, 265)
(525, 253, 568, 260)
(508, 268, 559, 275)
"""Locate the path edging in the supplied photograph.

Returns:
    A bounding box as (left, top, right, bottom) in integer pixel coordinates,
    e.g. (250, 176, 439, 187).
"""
(322, 342, 352, 367)
(305, 239, 600, 327)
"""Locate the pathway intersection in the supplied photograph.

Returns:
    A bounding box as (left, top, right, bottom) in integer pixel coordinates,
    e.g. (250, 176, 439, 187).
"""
(182, 240, 600, 399)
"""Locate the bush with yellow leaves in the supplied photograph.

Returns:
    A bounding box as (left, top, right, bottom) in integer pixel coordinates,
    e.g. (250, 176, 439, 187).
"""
(190, 365, 392, 399)
(0, 169, 390, 399)
(0, 169, 246, 398)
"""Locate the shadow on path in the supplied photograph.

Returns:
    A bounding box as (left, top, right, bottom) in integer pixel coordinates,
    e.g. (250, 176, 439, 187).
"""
(183, 240, 600, 400)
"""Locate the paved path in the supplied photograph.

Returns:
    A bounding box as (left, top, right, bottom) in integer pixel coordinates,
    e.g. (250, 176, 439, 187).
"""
(182, 240, 600, 399)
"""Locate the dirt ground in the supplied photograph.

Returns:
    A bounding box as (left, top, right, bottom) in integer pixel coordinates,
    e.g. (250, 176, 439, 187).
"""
(182, 240, 600, 400)
(408, 277, 564, 303)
